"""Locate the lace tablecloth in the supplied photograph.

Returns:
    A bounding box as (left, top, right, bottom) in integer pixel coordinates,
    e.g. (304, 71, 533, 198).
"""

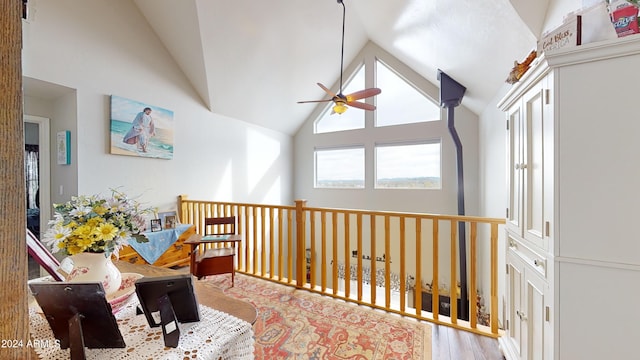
(29, 297, 254, 359)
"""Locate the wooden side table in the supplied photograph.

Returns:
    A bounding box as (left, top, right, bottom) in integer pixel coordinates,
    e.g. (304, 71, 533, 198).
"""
(117, 225, 196, 268)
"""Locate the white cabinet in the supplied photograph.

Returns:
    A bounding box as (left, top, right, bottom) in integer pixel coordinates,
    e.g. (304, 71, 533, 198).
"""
(499, 36, 640, 360)
(500, 50, 554, 360)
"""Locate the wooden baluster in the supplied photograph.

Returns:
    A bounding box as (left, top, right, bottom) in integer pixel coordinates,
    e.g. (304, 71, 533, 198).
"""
(450, 220, 458, 324)
(320, 211, 327, 292)
(399, 216, 406, 312)
(415, 217, 422, 316)
(470, 221, 478, 328)
(370, 215, 377, 304)
(332, 212, 338, 296)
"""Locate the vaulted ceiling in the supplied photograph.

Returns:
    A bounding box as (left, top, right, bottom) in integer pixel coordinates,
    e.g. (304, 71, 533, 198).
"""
(133, 0, 547, 135)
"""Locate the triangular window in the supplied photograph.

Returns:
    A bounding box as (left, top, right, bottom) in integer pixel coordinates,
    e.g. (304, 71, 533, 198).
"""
(375, 60, 440, 127)
(314, 65, 366, 134)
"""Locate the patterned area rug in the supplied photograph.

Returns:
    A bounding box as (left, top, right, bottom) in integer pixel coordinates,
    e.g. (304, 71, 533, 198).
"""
(205, 274, 432, 359)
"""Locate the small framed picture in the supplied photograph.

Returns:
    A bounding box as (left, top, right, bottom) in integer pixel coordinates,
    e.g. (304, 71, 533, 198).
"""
(150, 219, 162, 232)
(158, 211, 179, 229)
(164, 215, 177, 229)
(57, 130, 71, 165)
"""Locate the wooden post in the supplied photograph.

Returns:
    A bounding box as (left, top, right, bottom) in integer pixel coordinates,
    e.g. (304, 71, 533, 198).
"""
(294, 199, 307, 288)
(0, 1, 30, 358)
(490, 222, 499, 335)
(177, 194, 187, 225)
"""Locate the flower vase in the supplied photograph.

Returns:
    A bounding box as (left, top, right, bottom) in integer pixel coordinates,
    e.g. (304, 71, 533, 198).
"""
(66, 252, 122, 295)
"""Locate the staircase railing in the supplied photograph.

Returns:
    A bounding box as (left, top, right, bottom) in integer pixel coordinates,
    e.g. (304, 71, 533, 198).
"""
(178, 195, 505, 337)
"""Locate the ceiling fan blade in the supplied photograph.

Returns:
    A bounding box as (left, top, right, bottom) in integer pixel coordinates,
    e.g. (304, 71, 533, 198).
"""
(297, 99, 333, 104)
(347, 101, 376, 111)
(345, 87, 381, 102)
(317, 83, 337, 98)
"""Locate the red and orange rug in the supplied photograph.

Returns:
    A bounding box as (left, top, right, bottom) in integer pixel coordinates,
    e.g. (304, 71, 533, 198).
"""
(206, 274, 432, 359)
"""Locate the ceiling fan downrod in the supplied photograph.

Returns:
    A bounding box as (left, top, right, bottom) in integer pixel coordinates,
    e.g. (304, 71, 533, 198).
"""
(338, 0, 345, 95)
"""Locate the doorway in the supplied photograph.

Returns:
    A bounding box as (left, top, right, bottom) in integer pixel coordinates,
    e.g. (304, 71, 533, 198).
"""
(24, 115, 51, 278)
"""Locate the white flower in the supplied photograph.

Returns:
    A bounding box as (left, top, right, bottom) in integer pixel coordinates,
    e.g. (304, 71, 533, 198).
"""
(42, 225, 72, 254)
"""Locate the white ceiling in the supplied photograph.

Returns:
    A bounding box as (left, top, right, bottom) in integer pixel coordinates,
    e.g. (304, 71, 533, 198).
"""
(133, 0, 543, 135)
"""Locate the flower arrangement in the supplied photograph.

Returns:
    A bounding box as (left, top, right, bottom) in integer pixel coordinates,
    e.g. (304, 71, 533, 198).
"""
(43, 190, 151, 257)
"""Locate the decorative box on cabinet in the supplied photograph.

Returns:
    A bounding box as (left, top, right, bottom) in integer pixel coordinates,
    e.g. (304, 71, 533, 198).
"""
(117, 225, 195, 268)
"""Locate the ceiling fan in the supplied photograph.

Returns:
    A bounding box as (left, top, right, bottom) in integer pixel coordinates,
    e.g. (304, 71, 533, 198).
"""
(297, 0, 381, 115)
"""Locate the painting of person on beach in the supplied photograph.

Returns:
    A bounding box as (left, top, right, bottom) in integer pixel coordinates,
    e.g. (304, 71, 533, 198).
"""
(110, 95, 174, 159)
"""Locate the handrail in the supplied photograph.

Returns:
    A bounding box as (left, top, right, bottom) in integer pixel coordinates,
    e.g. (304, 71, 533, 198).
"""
(178, 195, 505, 338)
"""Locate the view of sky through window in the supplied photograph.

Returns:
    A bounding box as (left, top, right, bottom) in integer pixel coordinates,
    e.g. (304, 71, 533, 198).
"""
(375, 60, 441, 127)
(314, 65, 366, 134)
(375, 142, 441, 189)
(315, 147, 365, 188)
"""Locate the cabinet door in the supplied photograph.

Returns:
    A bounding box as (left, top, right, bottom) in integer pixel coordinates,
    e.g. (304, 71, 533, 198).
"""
(507, 78, 552, 252)
(506, 102, 523, 236)
(507, 248, 551, 360)
(506, 251, 525, 358)
(523, 267, 548, 360)
(522, 81, 550, 251)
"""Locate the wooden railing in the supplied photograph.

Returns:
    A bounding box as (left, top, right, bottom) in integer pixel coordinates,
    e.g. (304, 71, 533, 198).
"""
(178, 195, 505, 337)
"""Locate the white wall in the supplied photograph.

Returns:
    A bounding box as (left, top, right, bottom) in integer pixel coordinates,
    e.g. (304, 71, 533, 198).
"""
(478, 83, 510, 323)
(22, 0, 293, 212)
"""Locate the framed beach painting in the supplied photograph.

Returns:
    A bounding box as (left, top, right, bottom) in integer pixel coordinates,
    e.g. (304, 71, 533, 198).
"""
(109, 95, 174, 159)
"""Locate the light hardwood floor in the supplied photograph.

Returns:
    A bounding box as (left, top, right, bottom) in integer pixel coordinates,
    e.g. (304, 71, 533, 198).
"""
(432, 324, 505, 360)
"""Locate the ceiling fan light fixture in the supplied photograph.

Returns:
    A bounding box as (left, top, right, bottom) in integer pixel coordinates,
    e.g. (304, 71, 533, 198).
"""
(333, 102, 348, 114)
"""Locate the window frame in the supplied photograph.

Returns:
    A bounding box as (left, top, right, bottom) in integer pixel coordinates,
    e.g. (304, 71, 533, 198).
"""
(374, 58, 441, 128)
(314, 146, 366, 189)
(374, 140, 442, 190)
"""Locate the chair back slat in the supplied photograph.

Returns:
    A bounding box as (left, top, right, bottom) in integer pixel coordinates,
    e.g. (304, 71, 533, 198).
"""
(204, 216, 236, 235)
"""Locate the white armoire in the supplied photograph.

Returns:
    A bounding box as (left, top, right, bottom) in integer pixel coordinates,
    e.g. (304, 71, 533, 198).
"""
(497, 35, 640, 360)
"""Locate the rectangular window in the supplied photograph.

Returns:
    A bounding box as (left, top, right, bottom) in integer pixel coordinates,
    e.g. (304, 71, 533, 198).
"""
(315, 147, 365, 188)
(375, 142, 441, 189)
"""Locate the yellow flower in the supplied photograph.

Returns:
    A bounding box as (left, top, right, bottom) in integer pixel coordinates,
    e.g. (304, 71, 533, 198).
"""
(74, 225, 94, 239)
(67, 243, 85, 255)
(76, 236, 94, 248)
(93, 205, 107, 216)
(86, 217, 102, 227)
(95, 223, 118, 241)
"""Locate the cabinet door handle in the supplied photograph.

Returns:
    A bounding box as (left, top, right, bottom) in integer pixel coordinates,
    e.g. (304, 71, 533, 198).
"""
(509, 239, 517, 248)
(545, 221, 550, 237)
(533, 259, 544, 268)
(516, 310, 528, 321)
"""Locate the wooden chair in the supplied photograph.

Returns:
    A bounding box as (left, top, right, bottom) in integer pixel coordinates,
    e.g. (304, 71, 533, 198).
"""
(187, 216, 240, 286)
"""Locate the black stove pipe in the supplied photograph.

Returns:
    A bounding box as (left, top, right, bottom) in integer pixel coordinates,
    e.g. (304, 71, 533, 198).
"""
(437, 70, 468, 321)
